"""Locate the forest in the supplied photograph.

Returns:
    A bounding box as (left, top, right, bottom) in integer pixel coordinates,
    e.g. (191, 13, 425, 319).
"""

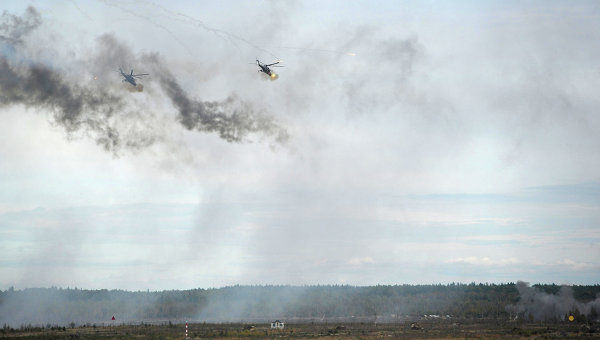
(1, 282, 599, 327)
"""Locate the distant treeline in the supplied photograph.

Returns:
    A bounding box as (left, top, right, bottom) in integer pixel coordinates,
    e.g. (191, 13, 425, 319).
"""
(1, 283, 599, 326)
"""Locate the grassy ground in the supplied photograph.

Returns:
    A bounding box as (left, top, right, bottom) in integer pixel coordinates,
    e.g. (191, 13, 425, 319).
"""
(1, 319, 598, 339)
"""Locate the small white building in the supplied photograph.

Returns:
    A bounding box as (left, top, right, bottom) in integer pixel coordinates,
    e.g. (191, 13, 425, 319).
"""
(270, 320, 284, 329)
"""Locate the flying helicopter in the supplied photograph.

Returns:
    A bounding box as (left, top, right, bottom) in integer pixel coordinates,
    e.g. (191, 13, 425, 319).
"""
(119, 68, 149, 86)
(252, 59, 283, 79)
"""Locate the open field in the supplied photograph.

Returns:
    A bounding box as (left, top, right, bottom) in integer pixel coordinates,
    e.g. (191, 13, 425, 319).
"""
(1, 320, 598, 339)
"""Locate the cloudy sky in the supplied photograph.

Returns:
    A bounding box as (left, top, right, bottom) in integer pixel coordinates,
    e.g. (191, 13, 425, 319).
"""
(1, 1, 599, 290)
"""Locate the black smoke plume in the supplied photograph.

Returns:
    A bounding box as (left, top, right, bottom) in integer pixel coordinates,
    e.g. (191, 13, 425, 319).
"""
(142, 53, 289, 144)
(0, 7, 288, 155)
(0, 56, 127, 152)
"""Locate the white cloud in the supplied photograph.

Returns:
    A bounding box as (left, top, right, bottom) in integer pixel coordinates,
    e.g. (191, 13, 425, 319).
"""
(556, 259, 600, 271)
(348, 257, 374, 266)
(446, 257, 521, 266)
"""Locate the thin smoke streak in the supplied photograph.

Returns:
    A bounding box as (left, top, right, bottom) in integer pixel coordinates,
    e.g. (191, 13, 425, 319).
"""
(99, 0, 280, 60)
(68, 0, 94, 22)
(97, 0, 194, 57)
(268, 45, 356, 56)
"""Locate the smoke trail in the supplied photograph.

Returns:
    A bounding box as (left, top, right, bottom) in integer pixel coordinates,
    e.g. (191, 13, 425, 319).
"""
(0, 56, 129, 152)
(506, 281, 600, 321)
(0, 8, 288, 155)
(0, 8, 129, 153)
(97, 35, 290, 145)
(158, 77, 288, 143)
(100, 1, 358, 60)
(268, 45, 356, 57)
(98, 0, 280, 59)
(68, 0, 94, 23)
(96, 0, 194, 57)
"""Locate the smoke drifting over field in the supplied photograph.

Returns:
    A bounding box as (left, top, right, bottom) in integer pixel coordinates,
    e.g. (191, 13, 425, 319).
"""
(3, 283, 599, 327)
(0, 284, 497, 327)
(506, 281, 600, 321)
(0, 7, 288, 155)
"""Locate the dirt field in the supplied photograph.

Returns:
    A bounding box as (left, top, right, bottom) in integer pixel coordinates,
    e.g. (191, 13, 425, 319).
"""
(1, 320, 598, 339)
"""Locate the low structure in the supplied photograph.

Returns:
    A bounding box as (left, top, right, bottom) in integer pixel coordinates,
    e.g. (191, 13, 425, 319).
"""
(270, 320, 284, 329)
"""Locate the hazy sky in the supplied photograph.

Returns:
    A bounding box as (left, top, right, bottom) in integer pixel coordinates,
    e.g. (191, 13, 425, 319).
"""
(1, 1, 599, 290)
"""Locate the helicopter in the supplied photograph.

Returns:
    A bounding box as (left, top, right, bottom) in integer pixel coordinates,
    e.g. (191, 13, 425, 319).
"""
(252, 59, 283, 79)
(119, 68, 149, 86)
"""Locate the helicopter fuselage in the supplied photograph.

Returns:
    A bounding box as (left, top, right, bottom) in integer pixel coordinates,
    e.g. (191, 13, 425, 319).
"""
(258, 64, 273, 76)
